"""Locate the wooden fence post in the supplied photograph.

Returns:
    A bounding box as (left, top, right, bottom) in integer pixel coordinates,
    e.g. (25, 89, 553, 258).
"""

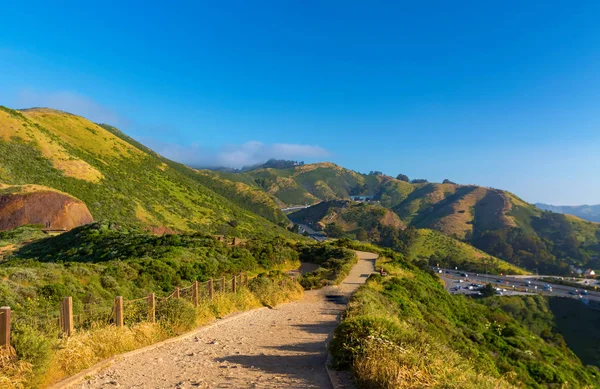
(244, 272, 249, 287)
(175, 287, 180, 299)
(114, 296, 124, 328)
(0, 307, 10, 349)
(208, 278, 214, 301)
(193, 281, 199, 307)
(60, 297, 74, 336)
(232, 275, 237, 293)
(147, 293, 156, 323)
(220, 277, 225, 293)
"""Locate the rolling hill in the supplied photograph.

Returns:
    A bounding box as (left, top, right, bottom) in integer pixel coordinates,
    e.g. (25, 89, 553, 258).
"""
(0, 106, 291, 237)
(240, 163, 600, 274)
(289, 200, 527, 274)
(245, 162, 415, 208)
(536, 203, 600, 223)
(289, 200, 404, 237)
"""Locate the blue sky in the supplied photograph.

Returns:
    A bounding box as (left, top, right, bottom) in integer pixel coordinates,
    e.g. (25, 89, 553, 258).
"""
(1, 1, 599, 205)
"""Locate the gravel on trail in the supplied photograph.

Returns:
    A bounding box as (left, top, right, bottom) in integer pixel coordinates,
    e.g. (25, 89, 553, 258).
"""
(78, 251, 377, 389)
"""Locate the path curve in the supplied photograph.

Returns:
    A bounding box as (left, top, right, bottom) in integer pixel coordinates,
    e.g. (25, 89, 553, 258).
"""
(78, 251, 377, 389)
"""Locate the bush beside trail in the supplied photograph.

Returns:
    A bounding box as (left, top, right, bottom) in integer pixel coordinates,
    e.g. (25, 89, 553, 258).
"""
(0, 223, 309, 388)
(330, 257, 599, 389)
(295, 243, 358, 289)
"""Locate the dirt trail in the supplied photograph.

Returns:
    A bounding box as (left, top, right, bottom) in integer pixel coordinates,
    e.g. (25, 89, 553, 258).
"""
(78, 251, 377, 389)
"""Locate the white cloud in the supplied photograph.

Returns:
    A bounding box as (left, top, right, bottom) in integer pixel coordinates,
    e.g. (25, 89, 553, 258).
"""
(15, 89, 126, 126)
(147, 140, 329, 168)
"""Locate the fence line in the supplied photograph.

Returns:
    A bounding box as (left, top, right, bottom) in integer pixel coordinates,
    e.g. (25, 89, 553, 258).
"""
(1, 271, 291, 348)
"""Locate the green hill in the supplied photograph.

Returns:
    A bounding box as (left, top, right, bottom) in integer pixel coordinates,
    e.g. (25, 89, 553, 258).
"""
(0, 106, 291, 237)
(330, 254, 599, 388)
(409, 229, 528, 275)
(245, 162, 415, 208)
(241, 162, 600, 274)
(289, 200, 404, 238)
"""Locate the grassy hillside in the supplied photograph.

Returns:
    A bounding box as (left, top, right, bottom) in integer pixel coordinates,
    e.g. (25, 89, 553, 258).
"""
(242, 162, 600, 274)
(390, 182, 600, 274)
(409, 229, 528, 275)
(290, 201, 527, 274)
(0, 106, 291, 236)
(289, 200, 403, 237)
(0, 222, 307, 387)
(330, 255, 599, 388)
(245, 163, 414, 207)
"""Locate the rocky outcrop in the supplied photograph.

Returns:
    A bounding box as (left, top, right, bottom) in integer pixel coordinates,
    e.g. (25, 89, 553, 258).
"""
(0, 190, 93, 231)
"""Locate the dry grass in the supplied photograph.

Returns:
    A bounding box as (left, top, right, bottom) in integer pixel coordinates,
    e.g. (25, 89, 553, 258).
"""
(354, 335, 517, 389)
(0, 348, 33, 389)
(2, 278, 304, 388)
(41, 323, 167, 386)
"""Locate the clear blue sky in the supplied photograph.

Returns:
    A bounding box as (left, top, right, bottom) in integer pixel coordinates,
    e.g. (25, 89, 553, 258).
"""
(1, 1, 599, 205)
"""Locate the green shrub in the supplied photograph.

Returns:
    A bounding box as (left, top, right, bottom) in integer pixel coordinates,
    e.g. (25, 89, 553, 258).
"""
(156, 298, 197, 334)
(330, 316, 401, 368)
(11, 324, 54, 374)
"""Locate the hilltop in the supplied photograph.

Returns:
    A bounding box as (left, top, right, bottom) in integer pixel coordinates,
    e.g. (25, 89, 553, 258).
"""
(0, 106, 290, 237)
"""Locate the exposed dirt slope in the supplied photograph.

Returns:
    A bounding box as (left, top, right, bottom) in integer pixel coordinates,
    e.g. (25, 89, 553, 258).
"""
(0, 185, 93, 231)
(78, 252, 377, 389)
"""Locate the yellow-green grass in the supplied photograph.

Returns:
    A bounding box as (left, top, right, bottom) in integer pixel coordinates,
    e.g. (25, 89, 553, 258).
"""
(1, 280, 303, 388)
(410, 229, 529, 275)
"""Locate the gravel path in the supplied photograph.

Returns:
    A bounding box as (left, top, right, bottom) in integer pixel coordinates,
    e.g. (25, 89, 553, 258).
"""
(79, 251, 377, 389)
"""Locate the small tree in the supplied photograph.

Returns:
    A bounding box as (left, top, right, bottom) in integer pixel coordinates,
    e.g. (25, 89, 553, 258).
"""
(325, 223, 345, 238)
(481, 283, 496, 297)
(396, 174, 409, 182)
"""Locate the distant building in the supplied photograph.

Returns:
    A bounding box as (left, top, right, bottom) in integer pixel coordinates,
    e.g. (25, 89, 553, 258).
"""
(584, 269, 596, 278)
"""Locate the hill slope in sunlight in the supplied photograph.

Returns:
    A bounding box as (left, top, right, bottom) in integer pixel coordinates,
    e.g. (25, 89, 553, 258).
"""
(241, 163, 600, 274)
(0, 106, 291, 237)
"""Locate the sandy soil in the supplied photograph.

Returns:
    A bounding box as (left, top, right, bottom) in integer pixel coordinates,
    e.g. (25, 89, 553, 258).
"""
(78, 251, 377, 389)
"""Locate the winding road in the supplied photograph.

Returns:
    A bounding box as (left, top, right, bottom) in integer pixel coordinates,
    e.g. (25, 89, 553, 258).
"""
(77, 252, 377, 389)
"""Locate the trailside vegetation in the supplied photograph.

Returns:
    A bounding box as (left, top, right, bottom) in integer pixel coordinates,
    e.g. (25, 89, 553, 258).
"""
(0, 222, 309, 387)
(329, 258, 599, 389)
(296, 243, 358, 289)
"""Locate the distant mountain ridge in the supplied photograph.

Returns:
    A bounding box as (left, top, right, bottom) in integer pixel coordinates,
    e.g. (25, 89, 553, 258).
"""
(239, 162, 600, 273)
(536, 203, 600, 222)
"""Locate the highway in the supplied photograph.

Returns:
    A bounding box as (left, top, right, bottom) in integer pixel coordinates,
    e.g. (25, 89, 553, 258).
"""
(296, 223, 327, 242)
(439, 268, 600, 302)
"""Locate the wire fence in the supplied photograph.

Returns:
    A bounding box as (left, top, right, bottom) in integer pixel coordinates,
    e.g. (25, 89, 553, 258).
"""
(0, 271, 296, 349)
